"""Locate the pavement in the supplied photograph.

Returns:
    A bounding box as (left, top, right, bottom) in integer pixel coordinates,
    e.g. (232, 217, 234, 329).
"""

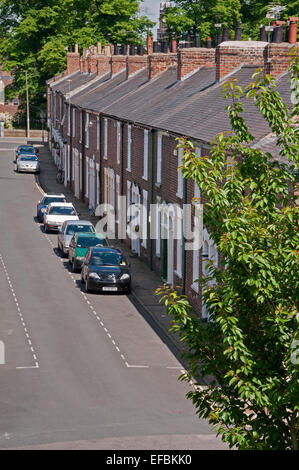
(35, 140, 193, 373)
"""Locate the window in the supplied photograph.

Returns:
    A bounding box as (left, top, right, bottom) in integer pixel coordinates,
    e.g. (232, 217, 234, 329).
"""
(72, 108, 76, 136)
(143, 129, 149, 180)
(142, 190, 148, 248)
(85, 157, 89, 197)
(97, 117, 100, 151)
(176, 214, 183, 277)
(156, 196, 161, 258)
(177, 147, 184, 198)
(194, 147, 201, 203)
(127, 180, 131, 223)
(104, 118, 108, 159)
(157, 133, 162, 185)
(79, 112, 82, 142)
(116, 121, 121, 164)
(67, 105, 70, 136)
(127, 125, 132, 171)
(85, 112, 89, 148)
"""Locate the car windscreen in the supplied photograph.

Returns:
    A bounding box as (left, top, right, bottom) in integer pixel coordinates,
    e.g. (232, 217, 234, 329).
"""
(76, 237, 105, 248)
(43, 197, 66, 205)
(49, 207, 76, 215)
(18, 146, 34, 153)
(19, 156, 38, 161)
(90, 252, 125, 266)
(66, 224, 94, 235)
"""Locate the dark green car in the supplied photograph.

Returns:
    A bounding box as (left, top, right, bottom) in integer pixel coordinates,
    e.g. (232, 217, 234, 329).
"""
(68, 232, 109, 272)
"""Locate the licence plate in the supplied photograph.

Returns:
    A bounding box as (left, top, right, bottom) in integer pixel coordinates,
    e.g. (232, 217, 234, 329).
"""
(102, 287, 118, 291)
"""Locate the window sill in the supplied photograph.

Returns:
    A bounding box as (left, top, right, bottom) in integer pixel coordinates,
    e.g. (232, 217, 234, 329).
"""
(155, 183, 162, 189)
(176, 193, 183, 199)
(174, 270, 182, 279)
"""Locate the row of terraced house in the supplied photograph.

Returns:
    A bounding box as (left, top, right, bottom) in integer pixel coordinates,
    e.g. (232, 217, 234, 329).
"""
(47, 27, 298, 318)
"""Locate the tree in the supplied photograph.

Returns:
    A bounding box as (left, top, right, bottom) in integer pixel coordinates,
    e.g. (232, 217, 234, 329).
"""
(157, 50, 299, 450)
(162, 1, 299, 42)
(0, 0, 154, 124)
(162, 0, 242, 41)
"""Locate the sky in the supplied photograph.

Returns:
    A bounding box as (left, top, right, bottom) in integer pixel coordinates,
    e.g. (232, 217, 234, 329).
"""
(140, 0, 162, 38)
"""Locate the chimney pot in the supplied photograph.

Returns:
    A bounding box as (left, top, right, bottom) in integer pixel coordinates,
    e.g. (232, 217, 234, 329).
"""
(222, 28, 229, 42)
(194, 35, 201, 48)
(234, 27, 242, 41)
(259, 25, 267, 42)
(272, 26, 283, 44)
(206, 37, 212, 48)
(114, 45, 119, 55)
(129, 45, 135, 56)
(289, 17, 298, 43)
(137, 45, 144, 56)
(170, 39, 177, 53)
(147, 35, 153, 55)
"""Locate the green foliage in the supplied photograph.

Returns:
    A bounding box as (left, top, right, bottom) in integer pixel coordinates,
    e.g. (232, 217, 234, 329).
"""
(162, 0, 299, 41)
(0, 0, 154, 122)
(162, 0, 242, 40)
(157, 50, 299, 450)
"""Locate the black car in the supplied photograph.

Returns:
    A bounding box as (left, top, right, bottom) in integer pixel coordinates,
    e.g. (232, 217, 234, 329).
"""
(81, 247, 131, 294)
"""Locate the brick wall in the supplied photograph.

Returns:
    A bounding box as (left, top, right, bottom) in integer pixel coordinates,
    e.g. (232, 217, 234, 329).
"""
(66, 52, 80, 75)
(178, 48, 216, 80)
(149, 53, 177, 80)
(127, 55, 148, 78)
(265, 42, 299, 77)
(216, 41, 266, 81)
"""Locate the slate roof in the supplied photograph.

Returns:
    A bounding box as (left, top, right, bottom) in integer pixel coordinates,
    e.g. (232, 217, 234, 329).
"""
(71, 68, 148, 112)
(52, 60, 293, 161)
(51, 71, 97, 93)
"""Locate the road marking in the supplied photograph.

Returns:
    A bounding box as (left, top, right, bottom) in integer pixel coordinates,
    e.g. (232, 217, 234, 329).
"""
(0, 254, 39, 370)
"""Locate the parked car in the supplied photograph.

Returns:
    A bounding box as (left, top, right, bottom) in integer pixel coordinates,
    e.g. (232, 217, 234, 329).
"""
(58, 220, 96, 257)
(16, 154, 40, 173)
(16, 145, 38, 160)
(81, 246, 131, 294)
(68, 232, 109, 272)
(37, 193, 66, 222)
(43, 202, 79, 233)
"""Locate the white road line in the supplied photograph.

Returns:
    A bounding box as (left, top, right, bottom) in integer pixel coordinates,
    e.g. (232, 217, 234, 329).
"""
(0, 254, 39, 369)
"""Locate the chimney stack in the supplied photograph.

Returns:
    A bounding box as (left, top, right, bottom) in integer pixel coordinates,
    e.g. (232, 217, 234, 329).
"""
(148, 51, 177, 80)
(66, 47, 80, 75)
(177, 46, 215, 81)
(216, 41, 266, 81)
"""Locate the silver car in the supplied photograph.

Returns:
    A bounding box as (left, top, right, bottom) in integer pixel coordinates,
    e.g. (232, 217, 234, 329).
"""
(57, 220, 95, 257)
(16, 154, 40, 173)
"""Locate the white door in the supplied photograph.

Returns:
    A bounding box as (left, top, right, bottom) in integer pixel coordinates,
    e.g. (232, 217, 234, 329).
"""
(89, 163, 95, 210)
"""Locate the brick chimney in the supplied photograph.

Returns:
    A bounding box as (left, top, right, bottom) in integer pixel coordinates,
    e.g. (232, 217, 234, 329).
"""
(265, 42, 299, 77)
(178, 47, 215, 80)
(148, 53, 177, 80)
(126, 54, 148, 79)
(289, 17, 299, 44)
(96, 54, 111, 77)
(111, 54, 127, 76)
(66, 45, 80, 74)
(216, 41, 267, 81)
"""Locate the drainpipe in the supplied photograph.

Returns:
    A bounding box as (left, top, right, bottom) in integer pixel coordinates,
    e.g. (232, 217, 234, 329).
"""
(150, 129, 156, 272)
(182, 177, 187, 295)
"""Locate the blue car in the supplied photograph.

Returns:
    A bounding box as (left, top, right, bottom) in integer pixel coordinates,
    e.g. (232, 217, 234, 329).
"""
(36, 193, 66, 222)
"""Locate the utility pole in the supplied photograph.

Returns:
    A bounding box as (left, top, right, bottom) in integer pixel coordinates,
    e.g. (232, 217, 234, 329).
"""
(25, 71, 30, 139)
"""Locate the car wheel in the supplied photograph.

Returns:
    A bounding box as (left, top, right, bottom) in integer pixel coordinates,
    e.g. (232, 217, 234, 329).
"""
(72, 260, 78, 273)
(57, 241, 61, 252)
(85, 279, 91, 293)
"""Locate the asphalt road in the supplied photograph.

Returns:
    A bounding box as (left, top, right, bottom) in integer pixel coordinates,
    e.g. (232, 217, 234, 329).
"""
(0, 139, 227, 450)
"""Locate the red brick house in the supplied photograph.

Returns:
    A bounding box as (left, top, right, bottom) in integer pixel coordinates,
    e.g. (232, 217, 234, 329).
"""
(47, 30, 297, 318)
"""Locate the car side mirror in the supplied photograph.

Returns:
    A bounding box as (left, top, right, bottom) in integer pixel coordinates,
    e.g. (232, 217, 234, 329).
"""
(13, 160, 16, 164)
